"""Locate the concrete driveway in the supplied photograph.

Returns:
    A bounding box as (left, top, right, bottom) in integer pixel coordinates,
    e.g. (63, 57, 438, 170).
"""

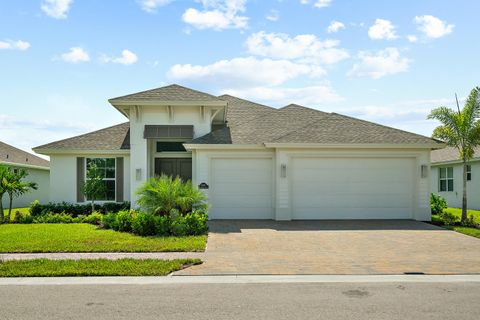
(175, 220, 480, 275)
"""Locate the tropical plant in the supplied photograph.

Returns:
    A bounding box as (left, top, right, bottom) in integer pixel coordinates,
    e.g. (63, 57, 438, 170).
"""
(428, 87, 480, 222)
(4, 168, 38, 221)
(136, 175, 207, 216)
(0, 164, 9, 221)
(82, 163, 107, 214)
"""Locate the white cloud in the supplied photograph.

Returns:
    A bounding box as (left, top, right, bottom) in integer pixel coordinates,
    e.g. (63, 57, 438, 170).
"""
(167, 56, 325, 88)
(60, 47, 90, 63)
(224, 84, 344, 106)
(327, 21, 345, 33)
(368, 19, 397, 40)
(138, 0, 174, 13)
(101, 50, 138, 65)
(407, 35, 418, 43)
(348, 47, 411, 79)
(0, 40, 30, 51)
(300, 0, 332, 8)
(182, 0, 248, 30)
(414, 15, 454, 39)
(266, 9, 279, 21)
(41, 0, 72, 19)
(246, 31, 349, 65)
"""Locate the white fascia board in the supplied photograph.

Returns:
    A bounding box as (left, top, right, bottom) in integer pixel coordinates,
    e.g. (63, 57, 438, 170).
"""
(33, 149, 130, 156)
(0, 161, 50, 171)
(431, 158, 480, 166)
(183, 144, 267, 151)
(108, 100, 227, 107)
(263, 143, 446, 149)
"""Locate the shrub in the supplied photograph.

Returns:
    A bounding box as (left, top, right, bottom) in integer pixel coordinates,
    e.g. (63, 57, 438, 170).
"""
(136, 175, 208, 216)
(154, 215, 171, 236)
(115, 210, 134, 232)
(101, 212, 118, 230)
(34, 213, 74, 224)
(439, 211, 458, 226)
(131, 212, 156, 236)
(185, 210, 208, 235)
(83, 212, 103, 225)
(461, 215, 478, 228)
(430, 193, 447, 215)
(13, 210, 34, 224)
(28, 201, 131, 217)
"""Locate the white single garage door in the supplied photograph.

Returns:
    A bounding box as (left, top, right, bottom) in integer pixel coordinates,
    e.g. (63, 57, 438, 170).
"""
(209, 158, 274, 219)
(291, 157, 414, 219)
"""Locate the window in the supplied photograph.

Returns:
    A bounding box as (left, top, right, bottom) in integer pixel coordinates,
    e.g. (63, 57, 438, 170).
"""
(86, 158, 115, 201)
(156, 141, 186, 152)
(467, 165, 472, 181)
(439, 167, 454, 192)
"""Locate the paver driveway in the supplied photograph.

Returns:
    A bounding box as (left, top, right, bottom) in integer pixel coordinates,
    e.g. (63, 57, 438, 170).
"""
(175, 220, 480, 275)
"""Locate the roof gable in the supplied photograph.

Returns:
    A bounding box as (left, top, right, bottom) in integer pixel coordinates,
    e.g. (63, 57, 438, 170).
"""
(0, 141, 49, 168)
(109, 84, 224, 103)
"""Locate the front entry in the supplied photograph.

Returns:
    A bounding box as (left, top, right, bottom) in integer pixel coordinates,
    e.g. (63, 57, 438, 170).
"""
(154, 158, 192, 181)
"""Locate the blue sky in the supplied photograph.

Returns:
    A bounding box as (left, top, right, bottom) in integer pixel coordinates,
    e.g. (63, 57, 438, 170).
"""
(1, 0, 479, 156)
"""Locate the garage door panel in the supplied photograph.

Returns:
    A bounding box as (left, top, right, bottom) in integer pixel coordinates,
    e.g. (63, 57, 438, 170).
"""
(210, 158, 273, 219)
(292, 157, 414, 219)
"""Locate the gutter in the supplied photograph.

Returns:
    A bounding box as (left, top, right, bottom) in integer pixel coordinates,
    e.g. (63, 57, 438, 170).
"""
(0, 161, 50, 171)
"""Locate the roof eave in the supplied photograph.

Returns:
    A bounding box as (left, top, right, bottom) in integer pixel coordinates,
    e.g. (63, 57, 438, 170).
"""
(108, 100, 227, 107)
(33, 148, 131, 156)
(263, 142, 446, 149)
(183, 144, 266, 150)
(0, 161, 50, 171)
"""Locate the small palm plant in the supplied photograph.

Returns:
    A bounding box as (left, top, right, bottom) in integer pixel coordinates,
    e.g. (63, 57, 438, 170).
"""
(428, 87, 480, 222)
(136, 175, 207, 216)
(1, 167, 38, 222)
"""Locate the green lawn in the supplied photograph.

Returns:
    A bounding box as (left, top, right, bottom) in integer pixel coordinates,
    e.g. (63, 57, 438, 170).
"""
(0, 258, 201, 277)
(0, 224, 206, 253)
(2, 207, 29, 221)
(432, 207, 480, 239)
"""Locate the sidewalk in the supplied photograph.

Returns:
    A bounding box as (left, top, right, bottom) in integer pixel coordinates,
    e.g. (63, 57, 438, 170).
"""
(0, 252, 204, 261)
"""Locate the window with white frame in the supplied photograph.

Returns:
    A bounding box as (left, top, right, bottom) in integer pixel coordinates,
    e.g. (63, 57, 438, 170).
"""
(86, 158, 116, 201)
(467, 165, 472, 181)
(439, 167, 454, 192)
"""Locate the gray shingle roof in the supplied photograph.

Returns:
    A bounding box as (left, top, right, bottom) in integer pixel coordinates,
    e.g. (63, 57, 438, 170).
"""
(109, 84, 224, 103)
(190, 98, 440, 146)
(431, 146, 480, 163)
(0, 141, 49, 168)
(36, 86, 442, 152)
(34, 123, 130, 151)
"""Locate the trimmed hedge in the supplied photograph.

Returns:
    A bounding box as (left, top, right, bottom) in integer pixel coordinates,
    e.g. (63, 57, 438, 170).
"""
(29, 201, 130, 217)
(101, 210, 208, 236)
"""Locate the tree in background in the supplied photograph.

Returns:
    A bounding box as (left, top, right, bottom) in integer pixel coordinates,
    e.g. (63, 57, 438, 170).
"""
(428, 87, 480, 222)
(0, 165, 9, 221)
(82, 163, 107, 213)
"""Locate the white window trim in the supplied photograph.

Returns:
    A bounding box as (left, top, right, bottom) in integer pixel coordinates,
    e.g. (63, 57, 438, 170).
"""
(85, 157, 116, 202)
(439, 167, 454, 192)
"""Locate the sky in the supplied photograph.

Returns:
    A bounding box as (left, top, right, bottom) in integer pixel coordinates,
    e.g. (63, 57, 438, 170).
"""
(1, 0, 479, 157)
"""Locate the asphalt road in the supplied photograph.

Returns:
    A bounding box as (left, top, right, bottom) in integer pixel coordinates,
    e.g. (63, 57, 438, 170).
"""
(0, 282, 479, 320)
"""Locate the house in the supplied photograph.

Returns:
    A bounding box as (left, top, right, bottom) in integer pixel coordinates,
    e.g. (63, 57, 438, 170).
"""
(431, 147, 480, 209)
(0, 141, 50, 208)
(33, 84, 443, 221)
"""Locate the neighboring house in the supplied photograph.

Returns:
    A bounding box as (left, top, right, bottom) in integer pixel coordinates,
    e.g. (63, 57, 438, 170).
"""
(431, 147, 480, 209)
(34, 84, 443, 221)
(0, 141, 50, 208)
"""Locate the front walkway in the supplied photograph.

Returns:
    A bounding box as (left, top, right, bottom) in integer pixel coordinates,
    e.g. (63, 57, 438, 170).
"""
(0, 252, 204, 261)
(175, 220, 480, 275)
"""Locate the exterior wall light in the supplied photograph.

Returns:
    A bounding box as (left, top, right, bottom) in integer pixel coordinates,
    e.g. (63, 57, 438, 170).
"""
(421, 165, 428, 178)
(280, 164, 287, 178)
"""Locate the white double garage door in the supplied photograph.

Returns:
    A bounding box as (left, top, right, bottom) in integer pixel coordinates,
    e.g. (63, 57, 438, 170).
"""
(209, 156, 415, 220)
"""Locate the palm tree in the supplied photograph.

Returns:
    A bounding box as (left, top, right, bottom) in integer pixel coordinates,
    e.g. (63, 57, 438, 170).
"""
(427, 87, 480, 222)
(4, 168, 38, 221)
(0, 165, 9, 221)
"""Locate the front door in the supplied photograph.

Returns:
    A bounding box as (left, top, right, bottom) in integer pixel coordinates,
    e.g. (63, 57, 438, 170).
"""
(154, 158, 192, 181)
